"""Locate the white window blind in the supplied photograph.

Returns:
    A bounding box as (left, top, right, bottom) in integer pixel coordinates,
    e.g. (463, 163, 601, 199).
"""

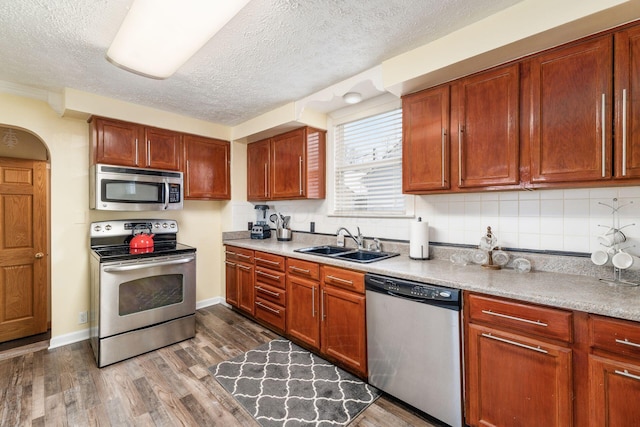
(334, 108, 404, 215)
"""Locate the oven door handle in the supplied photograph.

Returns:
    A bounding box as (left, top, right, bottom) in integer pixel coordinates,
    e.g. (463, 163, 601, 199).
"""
(104, 257, 193, 272)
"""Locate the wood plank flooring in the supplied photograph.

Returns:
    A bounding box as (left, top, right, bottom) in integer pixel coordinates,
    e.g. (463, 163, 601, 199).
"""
(0, 305, 439, 426)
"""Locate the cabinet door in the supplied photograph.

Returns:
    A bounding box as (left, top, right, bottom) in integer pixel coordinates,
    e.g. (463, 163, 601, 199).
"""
(143, 127, 182, 170)
(183, 135, 230, 200)
(286, 275, 320, 350)
(528, 36, 613, 184)
(589, 354, 640, 426)
(321, 285, 367, 378)
(271, 128, 305, 199)
(615, 25, 640, 179)
(91, 117, 143, 167)
(247, 139, 271, 200)
(225, 259, 238, 308)
(466, 324, 573, 427)
(402, 85, 450, 192)
(237, 262, 254, 315)
(454, 63, 520, 188)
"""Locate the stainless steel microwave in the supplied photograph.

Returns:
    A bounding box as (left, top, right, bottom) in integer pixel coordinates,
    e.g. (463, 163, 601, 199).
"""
(90, 164, 183, 211)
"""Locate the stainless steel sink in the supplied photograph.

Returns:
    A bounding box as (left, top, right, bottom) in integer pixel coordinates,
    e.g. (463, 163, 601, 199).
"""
(295, 245, 353, 255)
(294, 246, 400, 263)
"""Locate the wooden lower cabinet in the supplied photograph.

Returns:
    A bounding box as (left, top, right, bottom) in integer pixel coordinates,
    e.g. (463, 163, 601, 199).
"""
(224, 246, 254, 315)
(466, 324, 573, 426)
(286, 275, 320, 349)
(321, 284, 366, 378)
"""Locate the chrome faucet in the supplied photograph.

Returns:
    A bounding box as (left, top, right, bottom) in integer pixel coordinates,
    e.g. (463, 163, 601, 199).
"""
(368, 238, 382, 252)
(336, 226, 364, 250)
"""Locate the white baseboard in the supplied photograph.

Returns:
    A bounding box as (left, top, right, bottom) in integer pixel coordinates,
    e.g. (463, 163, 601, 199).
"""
(49, 297, 226, 349)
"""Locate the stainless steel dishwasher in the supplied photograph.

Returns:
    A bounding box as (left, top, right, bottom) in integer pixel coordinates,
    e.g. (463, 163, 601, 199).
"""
(366, 273, 462, 427)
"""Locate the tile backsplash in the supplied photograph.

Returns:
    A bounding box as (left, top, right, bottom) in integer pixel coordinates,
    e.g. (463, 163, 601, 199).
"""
(230, 186, 640, 257)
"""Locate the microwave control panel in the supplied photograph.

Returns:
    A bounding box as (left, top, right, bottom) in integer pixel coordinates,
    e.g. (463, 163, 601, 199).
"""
(168, 184, 181, 203)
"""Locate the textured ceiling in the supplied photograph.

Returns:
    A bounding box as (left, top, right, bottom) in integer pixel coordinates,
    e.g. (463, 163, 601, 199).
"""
(0, 0, 523, 126)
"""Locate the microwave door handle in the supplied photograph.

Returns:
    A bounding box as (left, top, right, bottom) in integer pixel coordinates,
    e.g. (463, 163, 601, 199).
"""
(164, 182, 169, 210)
(103, 258, 193, 272)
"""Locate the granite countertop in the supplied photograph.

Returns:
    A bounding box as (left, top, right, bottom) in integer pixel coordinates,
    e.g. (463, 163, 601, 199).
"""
(223, 235, 640, 323)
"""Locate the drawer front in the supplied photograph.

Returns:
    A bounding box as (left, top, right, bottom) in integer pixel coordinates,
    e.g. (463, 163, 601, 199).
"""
(225, 246, 254, 263)
(255, 297, 286, 332)
(255, 251, 285, 272)
(322, 265, 365, 294)
(591, 314, 640, 359)
(255, 282, 286, 306)
(467, 293, 573, 343)
(287, 258, 320, 280)
(255, 266, 286, 290)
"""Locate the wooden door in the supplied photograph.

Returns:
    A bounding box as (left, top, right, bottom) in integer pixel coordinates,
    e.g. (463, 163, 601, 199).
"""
(528, 35, 613, 184)
(589, 354, 640, 426)
(466, 324, 573, 427)
(237, 262, 254, 315)
(402, 85, 450, 192)
(454, 63, 520, 188)
(271, 129, 305, 199)
(247, 139, 271, 200)
(286, 275, 320, 350)
(614, 25, 640, 179)
(183, 135, 230, 200)
(0, 158, 48, 343)
(90, 117, 143, 167)
(224, 258, 238, 308)
(321, 285, 367, 378)
(143, 127, 182, 170)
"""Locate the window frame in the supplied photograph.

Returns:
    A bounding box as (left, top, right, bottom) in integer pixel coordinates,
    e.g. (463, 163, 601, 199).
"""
(327, 94, 414, 218)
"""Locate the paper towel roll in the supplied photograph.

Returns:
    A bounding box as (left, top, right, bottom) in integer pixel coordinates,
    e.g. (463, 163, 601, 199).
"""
(410, 217, 429, 260)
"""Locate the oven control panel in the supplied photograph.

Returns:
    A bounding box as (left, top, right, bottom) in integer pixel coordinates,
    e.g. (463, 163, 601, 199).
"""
(91, 219, 178, 237)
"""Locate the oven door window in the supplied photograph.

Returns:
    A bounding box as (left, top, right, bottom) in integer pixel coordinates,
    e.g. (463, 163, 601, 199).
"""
(119, 274, 183, 316)
(103, 179, 165, 203)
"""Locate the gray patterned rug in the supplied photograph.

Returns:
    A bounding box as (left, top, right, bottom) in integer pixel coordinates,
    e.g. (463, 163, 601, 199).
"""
(210, 339, 380, 426)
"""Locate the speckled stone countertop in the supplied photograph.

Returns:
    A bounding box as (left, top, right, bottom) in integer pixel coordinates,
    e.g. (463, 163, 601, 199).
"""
(223, 232, 640, 322)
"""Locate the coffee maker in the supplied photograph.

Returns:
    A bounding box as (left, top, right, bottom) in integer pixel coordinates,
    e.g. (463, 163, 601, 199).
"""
(251, 204, 271, 239)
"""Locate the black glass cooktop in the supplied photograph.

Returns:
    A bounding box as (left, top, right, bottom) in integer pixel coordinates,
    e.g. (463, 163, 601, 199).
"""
(93, 242, 196, 262)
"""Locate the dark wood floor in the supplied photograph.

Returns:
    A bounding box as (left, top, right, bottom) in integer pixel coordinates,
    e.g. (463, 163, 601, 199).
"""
(0, 305, 438, 426)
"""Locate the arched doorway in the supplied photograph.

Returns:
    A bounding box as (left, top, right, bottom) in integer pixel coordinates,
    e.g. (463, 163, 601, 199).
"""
(0, 125, 50, 352)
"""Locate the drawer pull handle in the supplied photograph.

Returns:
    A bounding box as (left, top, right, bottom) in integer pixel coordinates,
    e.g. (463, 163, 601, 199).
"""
(481, 310, 548, 327)
(615, 369, 640, 381)
(225, 261, 236, 267)
(615, 338, 640, 349)
(290, 266, 311, 274)
(481, 333, 548, 354)
(236, 253, 252, 260)
(326, 275, 353, 285)
(225, 251, 236, 256)
(238, 265, 252, 271)
(255, 257, 281, 266)
(256, 270, 281, 280)
(256, 301, 280, 315)
(256, 286, 280, 297)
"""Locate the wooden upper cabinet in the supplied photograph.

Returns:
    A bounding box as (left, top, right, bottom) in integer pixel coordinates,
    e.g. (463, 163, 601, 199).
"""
(402, 85, 450, 193)
(614, 25, 640, 179)
(247, 127, 326, 201)
(90, 116, 144, 167)
(247, 138, 271, 200)
(527, 35, 613, 185)
(143, 127, 182, 171)
(453, 63, 520, 189)
(90, 116, 182, 171)
(183, 135, 230, 200)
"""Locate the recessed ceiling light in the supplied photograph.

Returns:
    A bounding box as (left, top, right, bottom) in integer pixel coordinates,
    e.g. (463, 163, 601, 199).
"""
(343, 92, 363, 104)
(107, 0, 250, 79)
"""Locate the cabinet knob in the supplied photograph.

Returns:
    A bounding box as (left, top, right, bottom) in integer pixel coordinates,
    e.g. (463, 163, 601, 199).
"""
(35, 252, 45, 259)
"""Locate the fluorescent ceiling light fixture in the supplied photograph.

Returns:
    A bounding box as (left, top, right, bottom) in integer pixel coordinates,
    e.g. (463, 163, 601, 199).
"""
(343, 92, 363, 104)
(107, 0, 250, 79)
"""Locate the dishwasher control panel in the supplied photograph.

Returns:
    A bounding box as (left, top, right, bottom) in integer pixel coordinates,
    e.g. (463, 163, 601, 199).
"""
(365, 273, 460, 309)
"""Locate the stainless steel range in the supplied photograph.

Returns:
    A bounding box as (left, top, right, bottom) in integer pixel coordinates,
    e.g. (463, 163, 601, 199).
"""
(89, 219, 196, 367)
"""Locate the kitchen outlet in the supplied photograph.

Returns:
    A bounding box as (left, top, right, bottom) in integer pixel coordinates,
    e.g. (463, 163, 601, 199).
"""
(79, 311, 88, 324)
